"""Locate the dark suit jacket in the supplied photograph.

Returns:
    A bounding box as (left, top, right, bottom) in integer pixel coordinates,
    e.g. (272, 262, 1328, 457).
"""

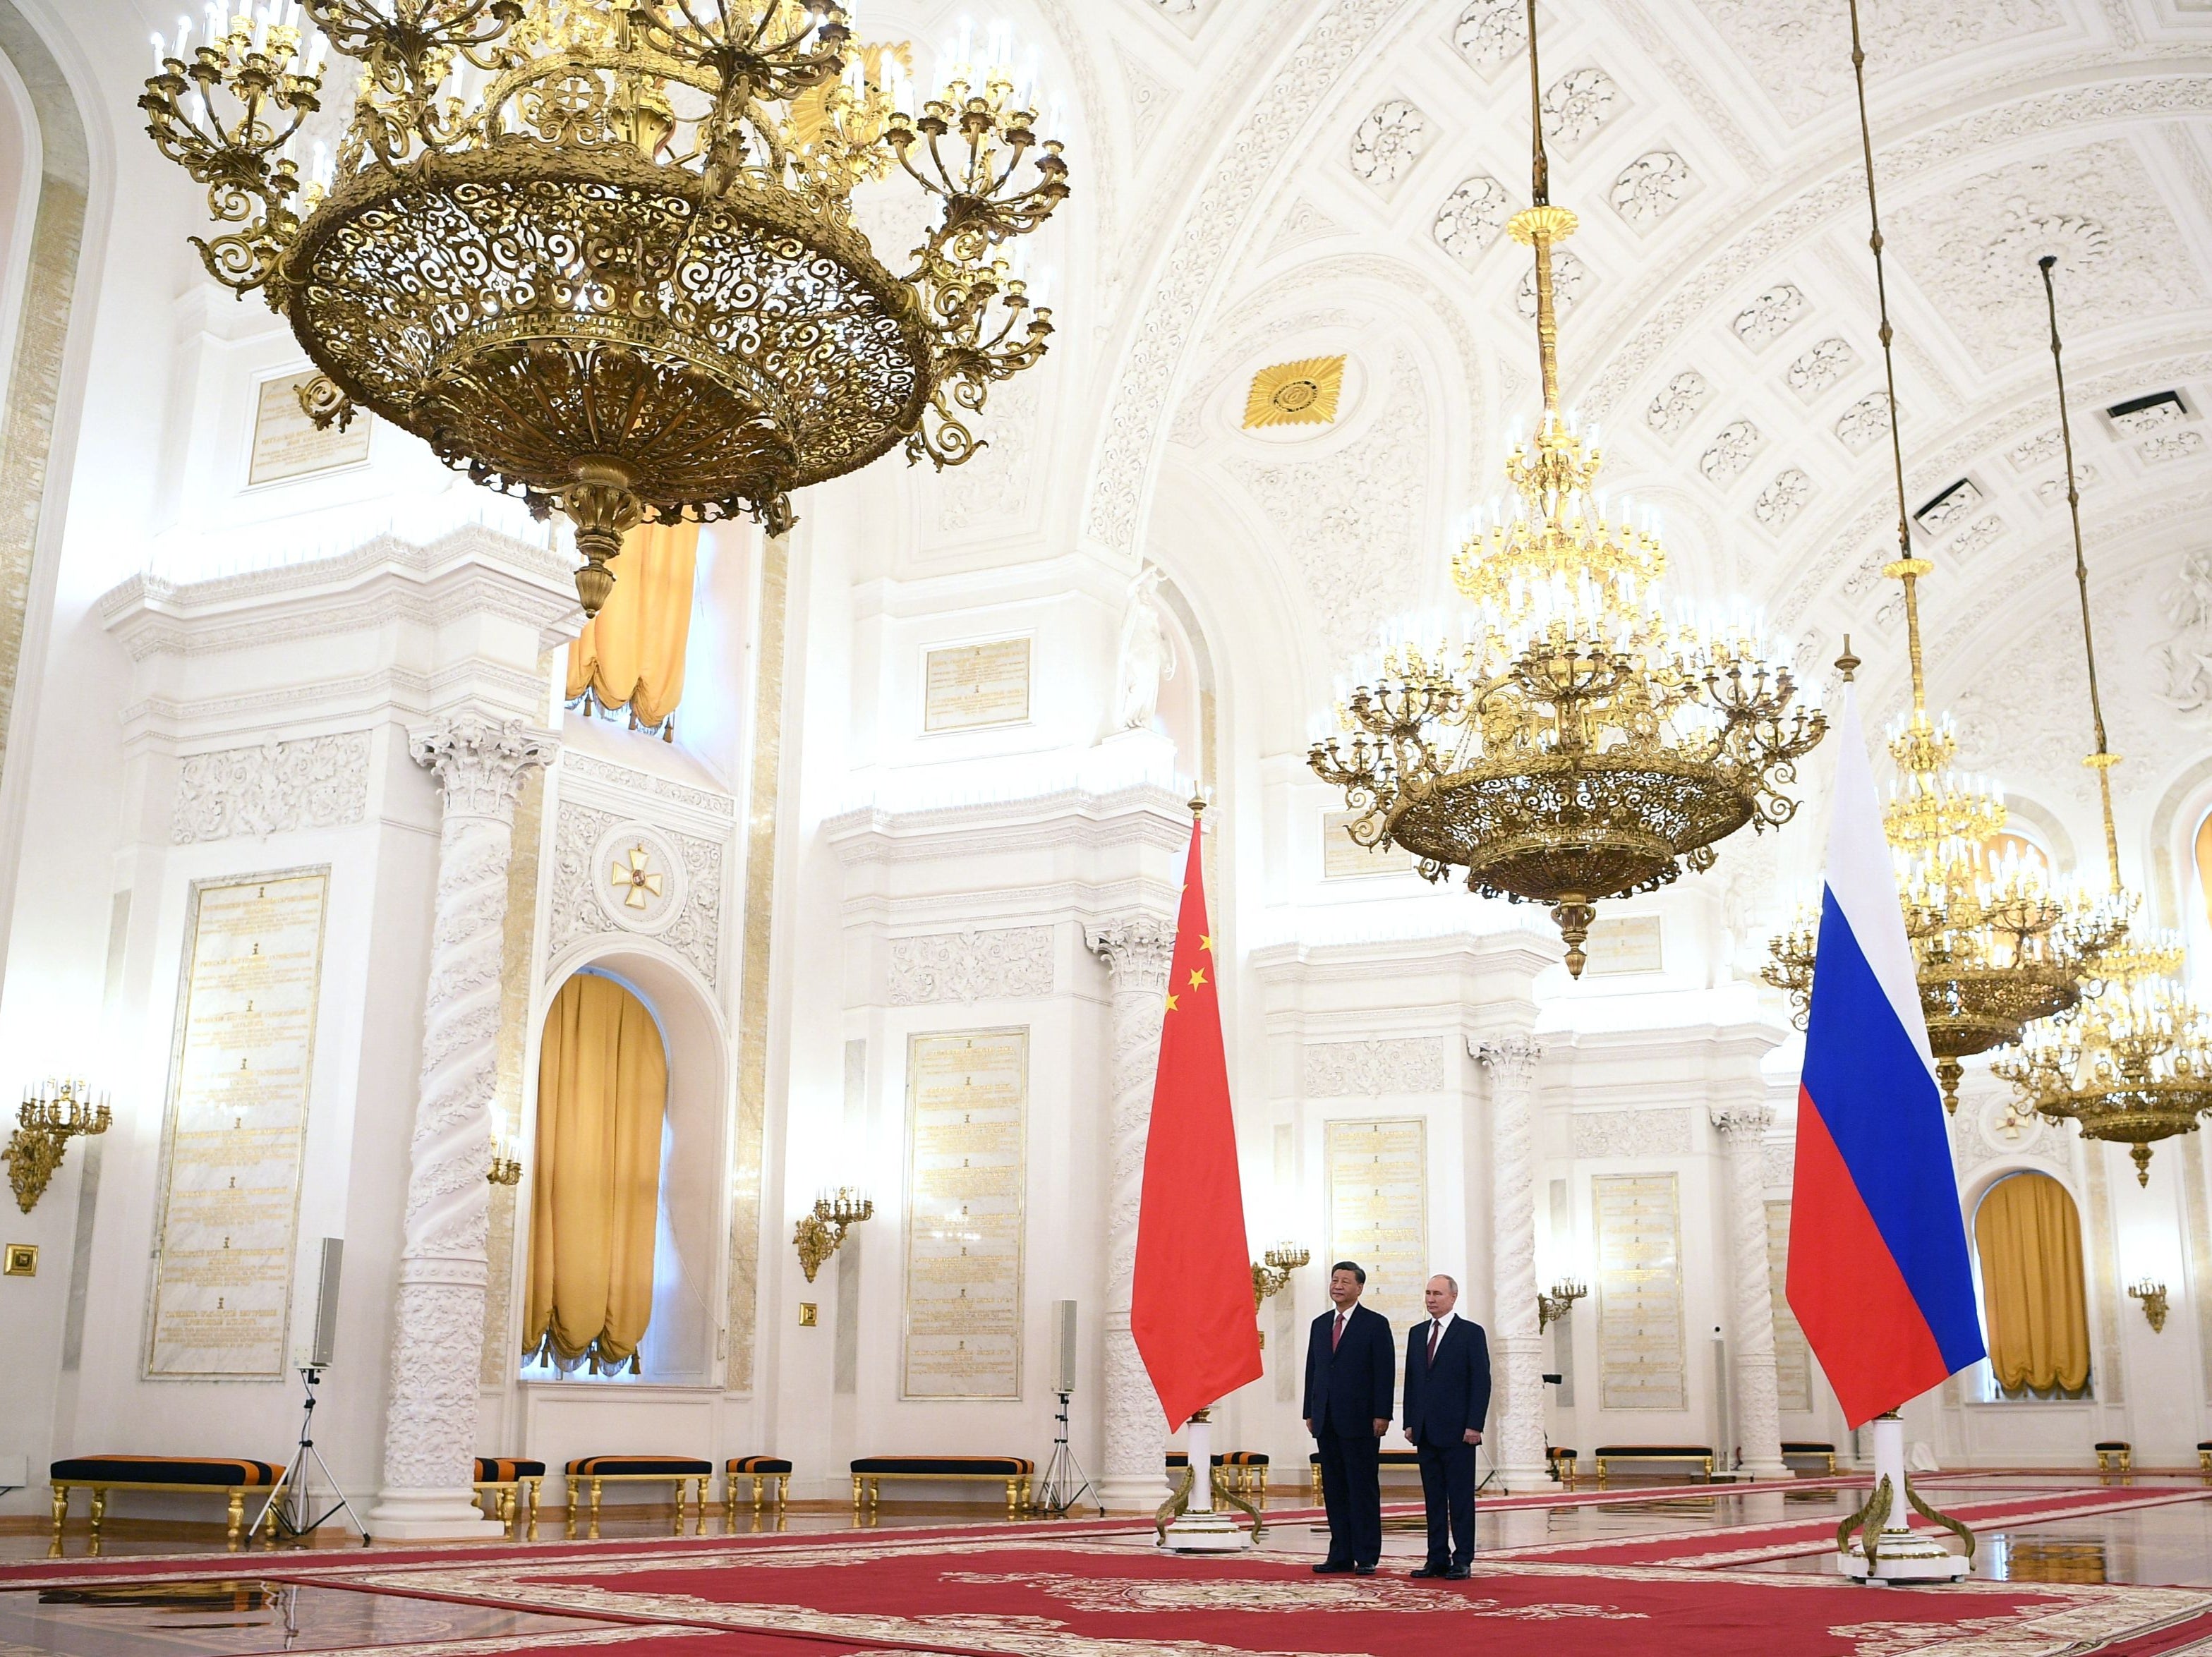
(1303, 1301, 1396, 1435)
(1403, 1316, 1492, 1446)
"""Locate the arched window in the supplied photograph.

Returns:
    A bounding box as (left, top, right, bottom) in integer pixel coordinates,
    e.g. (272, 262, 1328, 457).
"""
(525, 971, 670, 1376)
(1973, 1172, 2091, 1400)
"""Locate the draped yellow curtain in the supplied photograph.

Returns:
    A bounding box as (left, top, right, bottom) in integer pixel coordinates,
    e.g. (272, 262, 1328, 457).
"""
(2196, 813, 2212, 935)
(564, 521, 699, 727)
(525, 973, 669, 1373)
(1974, 1172, 2090, 1395)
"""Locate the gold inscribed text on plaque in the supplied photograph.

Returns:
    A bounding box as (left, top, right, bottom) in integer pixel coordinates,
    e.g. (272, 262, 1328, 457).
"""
(922, 638, 1032, 733)
(146, 871, 329, 1378)
(1244, 356, 1346, 429)
(902, 1030, 1027, 1399)
(1766, 1199, 1813, 1414)
(1321, 811, 1413, 878)
(1593, 1172, 1686, 1411)
(1323, 1117, 1427, 1336)
(248, 372, 371, 485)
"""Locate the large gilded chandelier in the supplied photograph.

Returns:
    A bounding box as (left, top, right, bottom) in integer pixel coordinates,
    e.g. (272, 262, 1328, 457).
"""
(141, 2, 1068, 615)
(1305, 0, 1824, 978)
(1990, 257, 2211, 1186)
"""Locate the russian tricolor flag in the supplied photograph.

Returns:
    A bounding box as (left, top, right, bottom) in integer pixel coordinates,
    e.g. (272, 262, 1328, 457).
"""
(1786, 688, 1986, 1427)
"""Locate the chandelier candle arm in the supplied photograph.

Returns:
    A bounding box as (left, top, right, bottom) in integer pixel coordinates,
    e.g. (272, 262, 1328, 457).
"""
(143, 0, 1071, 618)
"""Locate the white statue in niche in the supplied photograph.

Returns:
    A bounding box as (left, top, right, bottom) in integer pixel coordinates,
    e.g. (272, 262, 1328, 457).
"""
(2154, 547, 2212, 712)
(1113, 565, 1178, 731)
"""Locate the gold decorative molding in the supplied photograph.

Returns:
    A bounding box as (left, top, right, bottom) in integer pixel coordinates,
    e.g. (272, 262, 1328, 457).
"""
(1243, 356, 1346, 429)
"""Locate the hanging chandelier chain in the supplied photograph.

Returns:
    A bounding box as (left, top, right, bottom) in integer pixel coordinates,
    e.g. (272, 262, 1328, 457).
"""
(1523, 0, 1548, 208)
(2038, 254, 2123, 894)
(1845, 0, 1928, 716)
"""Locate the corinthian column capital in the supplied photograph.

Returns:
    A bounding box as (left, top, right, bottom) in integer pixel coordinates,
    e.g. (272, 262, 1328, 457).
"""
(1473, 1033, 1543, 1088)
(1085, 914, 1177, 996)
(408, 711, 555, 822)
(1710, 1100, 1778, 1143)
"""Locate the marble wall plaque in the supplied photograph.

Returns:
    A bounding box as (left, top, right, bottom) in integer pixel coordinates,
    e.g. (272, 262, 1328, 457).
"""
(248, 373, 371, 486)
(1321, 811, 1413, 878)
(901, 1028, 1027, 1399)
(1324, 1117, 1429, 1337)
(1593, 1171, 1687, 1411)
(1767, 1199, 1814, 1414)
(145, 871, 330, 1378)
(922, 638, 1032, 732)
(1583, 915, 1663, 975)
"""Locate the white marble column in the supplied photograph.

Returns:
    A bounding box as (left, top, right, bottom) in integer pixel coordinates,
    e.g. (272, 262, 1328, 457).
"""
(1085, 914, 1177, 1512)
(1475, 1036, 1547, 1486)
(1711, 1102, 1788, 1479)
(368, 712, 554, 1539)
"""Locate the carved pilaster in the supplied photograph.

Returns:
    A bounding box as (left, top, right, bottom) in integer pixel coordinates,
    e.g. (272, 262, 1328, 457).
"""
(369, 712, 554, 1538)
(1085, 914, 1176, 1511)
(1475, 1035, 1547, 1485)
(1711, 1102, 1787, 1478)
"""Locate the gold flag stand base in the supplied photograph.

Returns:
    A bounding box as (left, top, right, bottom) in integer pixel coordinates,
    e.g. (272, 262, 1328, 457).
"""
(1839, 1414, 1974, 1584)
(1156, 1408, 1259, 1553)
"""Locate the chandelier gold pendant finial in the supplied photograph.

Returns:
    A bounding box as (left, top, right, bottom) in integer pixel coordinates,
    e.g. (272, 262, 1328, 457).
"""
(1763, 0, 2116, 1111)
(1990, 257, 2211, 1186)
(140, 1, 1069, 617)
(1307, 0, 1825, 976)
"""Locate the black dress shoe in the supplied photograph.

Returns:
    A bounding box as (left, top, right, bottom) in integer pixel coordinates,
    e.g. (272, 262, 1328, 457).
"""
(1408, 1563, 1449, 1579)
(1353, 1563, 1377, 1576)
(1445, 1565, 1472, 1580)
(1312, 1560, 1353, 1574)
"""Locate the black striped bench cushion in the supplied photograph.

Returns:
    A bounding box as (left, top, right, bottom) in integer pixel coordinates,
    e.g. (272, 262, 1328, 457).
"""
(1594, 1445, 1713, 1458)
(1780, 1442, 1835, 1455)
(1309, 1450, 1421, 1467)
(727, 1457, 792, 1474)
(851, 1457, 1032, 1476)
(567, 1455, 712, 1476)
(2095, 1440, 2130, 1451)
(1166, 1450, 1270, 1467)
(52, 1457, 282, 1487)
(474, 1458, 547, 1481)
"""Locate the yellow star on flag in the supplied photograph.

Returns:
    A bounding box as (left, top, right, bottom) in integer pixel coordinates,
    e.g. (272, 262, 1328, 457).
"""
(1188, 968, 1207, 989)
(1199, 934, 1214, 952)
(1164, 993, 1180, 1012)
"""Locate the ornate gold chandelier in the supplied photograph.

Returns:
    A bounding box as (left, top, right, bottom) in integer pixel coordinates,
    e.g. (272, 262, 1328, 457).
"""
(1990, 257, 2210, 1186)
(1762, 28, 2113, 1110)
(1306, 0, 1824, 978)
(142, 1, 1068, 614)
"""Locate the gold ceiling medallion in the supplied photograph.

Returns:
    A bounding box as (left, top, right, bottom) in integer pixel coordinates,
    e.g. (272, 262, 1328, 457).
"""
(1763, 11, 2116, 1112)
(1307, 0, 1823, 976)
(140, 4, 1069, 617)
(1990, 256, 2209, 1186)
(1243, 356, 1346, 430)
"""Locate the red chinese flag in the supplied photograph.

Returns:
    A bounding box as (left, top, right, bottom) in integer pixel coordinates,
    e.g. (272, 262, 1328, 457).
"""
(1130, 813, 1263, 1432)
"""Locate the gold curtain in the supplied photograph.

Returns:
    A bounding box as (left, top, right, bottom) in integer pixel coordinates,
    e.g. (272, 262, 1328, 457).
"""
(1974, 1172, 2091, 1395)
(2196, 813, 2212, 936)
(564, 521, 699, 727)
(525, 973, 669, 1373)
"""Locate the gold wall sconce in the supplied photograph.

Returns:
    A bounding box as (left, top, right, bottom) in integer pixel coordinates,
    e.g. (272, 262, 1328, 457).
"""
(1538, 1277, 1588, 1331)
(1250, 1242, 1310, 1307)
(486, 1106, 522, 1186)
(794, 1187, 874, 1282)
(6, 1080, 109, 1214)
(2129, 1279, 2169, 1334)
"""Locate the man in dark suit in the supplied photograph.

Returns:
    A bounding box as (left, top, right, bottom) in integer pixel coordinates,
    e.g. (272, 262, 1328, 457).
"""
(1401, 1273, 1492, 1579)
(1303, 1260, 1395, 1574)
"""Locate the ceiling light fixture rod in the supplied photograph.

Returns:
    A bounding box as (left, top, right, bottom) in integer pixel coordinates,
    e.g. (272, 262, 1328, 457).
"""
(2038, 254, 2123, 894)
(1846, 0, 1930, 717)
(1519, 0, 1566, 420)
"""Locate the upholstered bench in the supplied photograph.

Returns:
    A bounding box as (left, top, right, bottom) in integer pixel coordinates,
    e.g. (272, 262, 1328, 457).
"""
(1782, 1441, 1838, 1475)
(2199, 1440, 2211, 1477)
(2095, 1440, 2132, 1475)
(1306, 1449, 1424, 1503)
(1549, 1445, 1580, 1484)
(725, 1455, 792, 1517)
(472, 1457, 546, 1530)
(564, 1455, 714, 1537)
(850, 1456, 1033, 1517)
(1166, 1450, 1270, 1508)
(50, 1456, 284, 1553)
(1592, 1445, 1715, 1484)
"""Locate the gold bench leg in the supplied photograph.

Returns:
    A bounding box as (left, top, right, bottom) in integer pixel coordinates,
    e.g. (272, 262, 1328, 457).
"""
(776, 1474, 789, 1515)
(694, 1476, 709, 1535)
(589, 1476, 603, 1538)
(226, 1490, 244, 1551)
(1310, 1466, 1321, 1504)
(88, 1488, 107, 1550)
(752, 1474, 766, 1514)
(526, 1477, 541, 1539)
(48, 1484, 66, 1558)
(564, 1478, 578, 1541)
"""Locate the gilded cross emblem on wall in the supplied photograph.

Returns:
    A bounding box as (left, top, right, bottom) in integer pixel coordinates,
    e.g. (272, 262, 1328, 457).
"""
(612, 842, 663, 910)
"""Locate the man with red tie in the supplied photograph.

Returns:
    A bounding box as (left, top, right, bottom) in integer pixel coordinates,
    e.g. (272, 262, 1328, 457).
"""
(1401, 1273, 1492, 1579)
(1303, 1261, 1395, 1574)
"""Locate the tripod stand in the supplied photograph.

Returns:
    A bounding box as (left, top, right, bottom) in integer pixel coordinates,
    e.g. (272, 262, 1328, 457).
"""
(255, 1366, 372, 1546)
(1033, 1390, 1102, 1517)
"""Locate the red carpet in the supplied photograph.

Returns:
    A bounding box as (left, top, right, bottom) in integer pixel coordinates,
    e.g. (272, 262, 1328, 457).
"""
(295, 1534, 2212, 1656)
